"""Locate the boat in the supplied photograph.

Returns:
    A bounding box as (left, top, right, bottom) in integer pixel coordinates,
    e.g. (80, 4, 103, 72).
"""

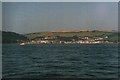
(20, 43, 25, 46)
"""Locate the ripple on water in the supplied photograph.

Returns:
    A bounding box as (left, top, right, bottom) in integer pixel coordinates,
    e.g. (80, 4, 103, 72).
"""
(2, 44, 118, 78)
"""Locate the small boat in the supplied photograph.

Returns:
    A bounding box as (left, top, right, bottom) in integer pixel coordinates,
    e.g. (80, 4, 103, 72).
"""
(20, 43, 25, 46)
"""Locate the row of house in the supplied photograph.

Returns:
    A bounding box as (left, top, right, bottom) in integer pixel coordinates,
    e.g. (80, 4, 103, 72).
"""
(24, 36, 113, 44)
(25, 40, 113, 44)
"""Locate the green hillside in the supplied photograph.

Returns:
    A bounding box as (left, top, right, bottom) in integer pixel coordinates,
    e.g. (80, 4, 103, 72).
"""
(103, 32, 119, 42)
(24, 31, 119, 43)
(2, 31, 119, 43)
(25, 31, 107, 39)
(2, 31, 28, 43)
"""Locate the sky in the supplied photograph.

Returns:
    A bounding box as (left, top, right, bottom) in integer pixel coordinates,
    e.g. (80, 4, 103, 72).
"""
(2, 2, 118, 34)
(2, 0, 120, 2)
(0, 2, 1, 31)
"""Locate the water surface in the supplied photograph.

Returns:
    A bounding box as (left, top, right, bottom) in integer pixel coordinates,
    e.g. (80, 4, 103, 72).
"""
(2, 44, 118, 78)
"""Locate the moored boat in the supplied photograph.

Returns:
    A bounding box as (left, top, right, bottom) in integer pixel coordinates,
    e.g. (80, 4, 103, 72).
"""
(20, 43, 25, 46)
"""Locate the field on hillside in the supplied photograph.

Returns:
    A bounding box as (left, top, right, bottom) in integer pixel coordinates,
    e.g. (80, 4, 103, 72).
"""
(24, 31, 119, 42)
(25, 31, 109, 38)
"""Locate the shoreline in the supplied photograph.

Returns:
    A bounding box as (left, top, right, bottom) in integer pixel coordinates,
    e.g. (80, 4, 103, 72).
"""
(2, 42, 120, 45)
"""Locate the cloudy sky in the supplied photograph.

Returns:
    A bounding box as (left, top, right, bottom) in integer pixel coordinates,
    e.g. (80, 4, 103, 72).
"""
(2, 0, 119, 2)
(3, 2, 118, 34)
(0, 2, 1, 31)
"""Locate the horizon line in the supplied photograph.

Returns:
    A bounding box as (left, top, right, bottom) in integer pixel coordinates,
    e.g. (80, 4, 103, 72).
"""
(1, 29, 118, 34)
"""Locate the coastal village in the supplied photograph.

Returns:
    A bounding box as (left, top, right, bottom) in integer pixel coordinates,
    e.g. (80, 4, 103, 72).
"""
(3, 30, 119, 44)
(21, 35, 115, 44)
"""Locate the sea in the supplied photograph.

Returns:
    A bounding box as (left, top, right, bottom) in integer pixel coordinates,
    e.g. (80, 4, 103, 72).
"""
(2, 44, 119, 78)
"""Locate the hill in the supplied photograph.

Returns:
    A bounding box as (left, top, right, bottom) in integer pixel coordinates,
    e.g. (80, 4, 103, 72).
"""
(24, 31, 119, 43)
(2, 31, 28, 43)
(2, 31, 119, 43)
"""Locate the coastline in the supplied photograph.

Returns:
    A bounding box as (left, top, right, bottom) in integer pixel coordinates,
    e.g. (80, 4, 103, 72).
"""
(17, 42, 119, 45)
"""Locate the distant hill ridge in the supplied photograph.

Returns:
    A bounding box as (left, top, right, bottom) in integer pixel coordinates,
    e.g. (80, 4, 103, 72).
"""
(50, 30, 117, 32)
(2, 30, 119, 43)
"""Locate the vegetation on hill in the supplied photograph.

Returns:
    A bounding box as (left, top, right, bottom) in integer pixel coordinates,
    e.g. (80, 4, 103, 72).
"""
(2, 31, 28, 43)
(103, 32, 119, 42)
(2, 30, 119, 43)
(24, 31, 119, 43)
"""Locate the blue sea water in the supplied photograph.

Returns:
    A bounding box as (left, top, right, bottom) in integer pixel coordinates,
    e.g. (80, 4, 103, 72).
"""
(2, 44, 119, 78)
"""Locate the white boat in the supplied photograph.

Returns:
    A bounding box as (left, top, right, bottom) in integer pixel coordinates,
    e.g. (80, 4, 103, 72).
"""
(20, 43, 25, 46)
